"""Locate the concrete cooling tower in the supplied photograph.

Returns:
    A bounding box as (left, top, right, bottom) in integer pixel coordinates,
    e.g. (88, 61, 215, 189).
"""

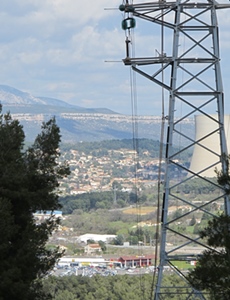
(189, 115, 230, 177)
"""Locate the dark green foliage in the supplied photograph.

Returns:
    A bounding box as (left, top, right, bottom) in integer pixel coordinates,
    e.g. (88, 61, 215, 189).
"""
(0, 107, 70, 299)
(98, 240, 107, 252)
(188, 157, 230, 299)
(216, 155, 230, 194)
(60, 190, 149, 215)
(189, 215, 196, 226)
(42, 273, 197, 300)
(188, 214, 230, 299)
(59, 191, 131, 214)
(128, 226, 156, 245)
(42, 274, 153, 300)
(112, 234, 125, 245)
(179, 177, 218, 195)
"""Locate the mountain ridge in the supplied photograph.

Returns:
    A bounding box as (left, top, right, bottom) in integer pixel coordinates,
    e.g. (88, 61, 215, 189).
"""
(0, 84, 195, 144)
(0, 85, 117, 115)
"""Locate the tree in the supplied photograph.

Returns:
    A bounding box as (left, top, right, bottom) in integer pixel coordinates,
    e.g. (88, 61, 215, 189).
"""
(0, 108, 70, 300)
(189, 215, 196, 226)
(188, 214, 230, 299)
(98, 240, 107, 253)
(188, 156, 230, 299)
(113, 234, 124, 245)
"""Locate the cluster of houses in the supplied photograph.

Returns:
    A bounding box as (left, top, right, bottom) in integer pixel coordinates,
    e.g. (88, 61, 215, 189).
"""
(60, 149, 169, 196)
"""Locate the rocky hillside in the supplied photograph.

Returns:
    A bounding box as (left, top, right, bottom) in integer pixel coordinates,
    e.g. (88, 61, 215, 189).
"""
(0, 85, 195, 144)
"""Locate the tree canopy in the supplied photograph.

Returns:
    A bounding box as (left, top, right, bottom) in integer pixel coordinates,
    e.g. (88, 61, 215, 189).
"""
(188, 156, 230, 299)
(0, 108, 70, 299)
(41, 273, 194, 300)
(188, 214, 230, 299)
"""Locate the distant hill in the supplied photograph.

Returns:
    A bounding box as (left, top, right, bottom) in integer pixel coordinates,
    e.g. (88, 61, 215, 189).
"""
(0, 85, 117, 114)
(0, 85, 195, 144)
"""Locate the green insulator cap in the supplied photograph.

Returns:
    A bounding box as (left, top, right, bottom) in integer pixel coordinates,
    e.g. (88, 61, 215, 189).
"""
(119, 4, 125, 11)
(121, 17, 136, 30)
(121, 19, 127, 30)
(127, 5, 135, 12)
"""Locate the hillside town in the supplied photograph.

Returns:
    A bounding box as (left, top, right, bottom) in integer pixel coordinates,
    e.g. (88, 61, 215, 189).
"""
(59, 147, 187, 196)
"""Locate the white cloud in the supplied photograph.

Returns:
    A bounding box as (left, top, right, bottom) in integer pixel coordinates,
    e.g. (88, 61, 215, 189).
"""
(0, 0, 229, 115)
(7, 0, 120, 26)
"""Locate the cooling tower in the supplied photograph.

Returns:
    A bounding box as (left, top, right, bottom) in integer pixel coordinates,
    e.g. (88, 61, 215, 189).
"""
(189, 115, 230, 177)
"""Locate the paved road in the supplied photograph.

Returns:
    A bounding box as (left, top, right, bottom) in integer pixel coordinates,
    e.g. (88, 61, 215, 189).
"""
(108, 244, 206, 255)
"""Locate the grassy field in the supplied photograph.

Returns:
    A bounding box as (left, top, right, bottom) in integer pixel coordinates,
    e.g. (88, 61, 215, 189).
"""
(122, 205, 181, 215)
(123, 206, 156, 215)
(171, 260, 195, 270)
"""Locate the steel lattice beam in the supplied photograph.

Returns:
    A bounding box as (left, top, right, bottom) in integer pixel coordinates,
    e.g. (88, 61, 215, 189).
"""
(120, 0, 230, 299)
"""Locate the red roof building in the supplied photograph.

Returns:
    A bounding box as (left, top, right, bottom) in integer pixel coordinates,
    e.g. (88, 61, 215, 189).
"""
(118, 255, 155, 267)
(84, 243, 102, 255)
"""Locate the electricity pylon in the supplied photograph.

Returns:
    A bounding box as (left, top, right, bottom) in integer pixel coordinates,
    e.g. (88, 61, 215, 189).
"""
(119, 0, 230, 299)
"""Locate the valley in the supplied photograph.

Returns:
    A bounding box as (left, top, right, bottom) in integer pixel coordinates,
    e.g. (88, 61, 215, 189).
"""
(44, 139, 221, 262)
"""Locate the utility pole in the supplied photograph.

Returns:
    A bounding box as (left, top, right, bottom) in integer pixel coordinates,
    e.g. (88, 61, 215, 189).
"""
(119, 0, 230, 298)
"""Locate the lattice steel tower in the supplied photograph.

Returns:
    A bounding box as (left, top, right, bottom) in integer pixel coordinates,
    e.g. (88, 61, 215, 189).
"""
(119, 0, 230, 299)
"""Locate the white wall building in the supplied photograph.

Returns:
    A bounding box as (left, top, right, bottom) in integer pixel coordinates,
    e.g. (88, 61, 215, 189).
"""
(77, 233, 116, 244)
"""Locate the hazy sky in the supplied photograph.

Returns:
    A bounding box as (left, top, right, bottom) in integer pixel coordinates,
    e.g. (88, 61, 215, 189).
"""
(0, 0, 230, 115)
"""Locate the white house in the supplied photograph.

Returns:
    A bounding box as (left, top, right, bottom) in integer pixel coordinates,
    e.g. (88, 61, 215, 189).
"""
(84, 243, 102, 255)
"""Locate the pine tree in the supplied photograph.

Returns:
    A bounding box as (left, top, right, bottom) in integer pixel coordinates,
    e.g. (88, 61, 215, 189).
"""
(189, 214, 196, 226)
(188, 214, 230, 299)
(0, 107, 70, 299)
(188, 156, 230, 300)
